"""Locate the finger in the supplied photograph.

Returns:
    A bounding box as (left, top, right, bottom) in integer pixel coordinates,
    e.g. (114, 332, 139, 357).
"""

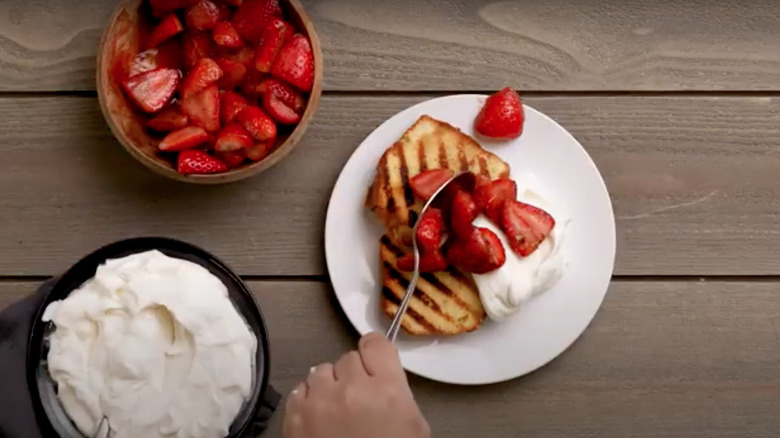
(306, 363, 336, 397)
(283, 382, 307, 438)
(333, 351, 367, 381)
(358, 332, 406, 380)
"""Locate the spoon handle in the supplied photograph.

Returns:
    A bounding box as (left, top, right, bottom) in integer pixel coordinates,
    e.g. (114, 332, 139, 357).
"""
(385, 244, 420, 343)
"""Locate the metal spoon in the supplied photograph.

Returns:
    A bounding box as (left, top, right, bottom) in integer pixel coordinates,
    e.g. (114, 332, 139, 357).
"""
(92, 416, 109, 438)
(385, 172, 470, 342)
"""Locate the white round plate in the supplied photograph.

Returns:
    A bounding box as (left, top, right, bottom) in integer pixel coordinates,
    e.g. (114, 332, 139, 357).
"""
(324, 94, 615, 385)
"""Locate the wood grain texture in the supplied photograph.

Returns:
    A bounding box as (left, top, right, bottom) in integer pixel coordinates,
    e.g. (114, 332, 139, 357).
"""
(1, 0, 780, 91)
(2, 280, 779, 437)
(1, 95, 780, 276)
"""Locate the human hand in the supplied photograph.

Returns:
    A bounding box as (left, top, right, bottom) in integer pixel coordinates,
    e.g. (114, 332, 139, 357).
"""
(283, 332, 430, 438)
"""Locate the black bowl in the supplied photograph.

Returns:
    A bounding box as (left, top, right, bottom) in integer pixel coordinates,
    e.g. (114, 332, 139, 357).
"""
(26, 237, 270, 438)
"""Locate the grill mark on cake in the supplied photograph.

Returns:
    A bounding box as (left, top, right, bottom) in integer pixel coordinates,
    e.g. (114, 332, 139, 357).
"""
(405, 306, 438, 333)
(399, 152, 415, 208)
(381, 236, 407, 259)
(439, 141, 448, 169)
(421, 272, 473, 323)
(418, 140, 427, 172)
(384, 263, 448, 322)
(382, 286, 401, 305)
(380, 154, 396, 213)
(457, 148, 469, 172)
(478, 156, 490, 177)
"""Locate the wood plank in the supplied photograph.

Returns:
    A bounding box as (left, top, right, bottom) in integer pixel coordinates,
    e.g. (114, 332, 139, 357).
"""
(1, 95, 780, 276)
(2, 0, 780, 91)
(2, 280, 779, 437)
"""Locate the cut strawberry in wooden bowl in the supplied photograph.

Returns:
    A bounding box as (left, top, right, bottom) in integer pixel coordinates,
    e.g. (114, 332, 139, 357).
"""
(97, 0, 323, 184)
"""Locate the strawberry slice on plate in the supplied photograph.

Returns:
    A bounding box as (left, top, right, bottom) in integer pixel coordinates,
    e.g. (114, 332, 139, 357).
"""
(185, 0, 230, 31)
(500, 200, 555, 257)
(159, 126, 210, 151)
(415, 208, 444, 253)
(181, 58, 223, 99)
(262, 93, 300, 124)
(122, 68, 179, 113)
(146, 105, 189, 132)
(254, 18, 291, 73)
(409, 169, 454, 201)
(451, 190, 478, 239)
(397, 250, 448, 273)
(445, 227, 506, 274)
(220, 90, 249, 125)
(474, 177, 517, 224)
(237, 106, 277, 141)
(214, 122, 253, 152)
(475, 87, 525, 139)
(212, 22, 243, 48)
(177, 149, 228, 174)
(270, 34, 314, 92)
(232, 0, 282, 43)
(147, 14, 184, 49)
(181, 84, 220, 132)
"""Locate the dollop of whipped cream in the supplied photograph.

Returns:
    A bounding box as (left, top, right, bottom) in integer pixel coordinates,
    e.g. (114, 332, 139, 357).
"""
(472, 174, 568, 321)
(42, 250, 257, 438)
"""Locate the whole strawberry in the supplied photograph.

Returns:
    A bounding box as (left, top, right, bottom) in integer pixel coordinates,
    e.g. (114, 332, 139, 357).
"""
(475, 87, 524, 139)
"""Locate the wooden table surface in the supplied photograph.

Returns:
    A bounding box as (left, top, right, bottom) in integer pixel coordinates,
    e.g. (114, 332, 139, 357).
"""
(2, 0, 779, 436)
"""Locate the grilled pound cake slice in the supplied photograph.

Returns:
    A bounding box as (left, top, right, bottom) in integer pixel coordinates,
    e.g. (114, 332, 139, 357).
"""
(379, 235, 486, 335)
(366, 115, 510, 246)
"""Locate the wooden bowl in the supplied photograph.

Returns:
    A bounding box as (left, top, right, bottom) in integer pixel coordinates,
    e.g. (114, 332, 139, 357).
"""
(96, 0, 323, 184)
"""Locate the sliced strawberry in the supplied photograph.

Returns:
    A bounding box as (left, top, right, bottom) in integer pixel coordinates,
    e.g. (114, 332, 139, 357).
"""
(182, 31, 214, 70)
(474, 178, 517, 223)
(219, 90, 249, 124)
(159, 126, 210, 151)
(254, 18, 291, 73)
(236, 106, 276, 141)
(180, 58, 223, 99)
(445, 227, 506, 274)
(257, 78, 304, 112)
(212, 21, 243, 48)
(214, 58, 247, 90)
(218, 45, 255, 67)
(475, 87, 525, 139)
(451, 190, 478, 239)
(239, 69, 267, 99)
(185, 0, 230, 31)
(122, 68, 179, 113)
(216, 149, 246, 168)
(415, 208, 444, 253)
(232, 0, 282, 43)
(181, 84, 220, 132)
(270, 34, 314, 92)
(128, 49, 162, 77)
(214, 122, 253, 152)
(150, 0, 199, 14)
(147, 14, 184, 49)
(245, 142, 273, 161)
(500, 200, 555, 257)
(262, 93, 300, 124)
(409, 169, 454, 201)
(397, 251, 448, 273)
(177, 149, 229, 174)
(146, 105, 189, 132)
